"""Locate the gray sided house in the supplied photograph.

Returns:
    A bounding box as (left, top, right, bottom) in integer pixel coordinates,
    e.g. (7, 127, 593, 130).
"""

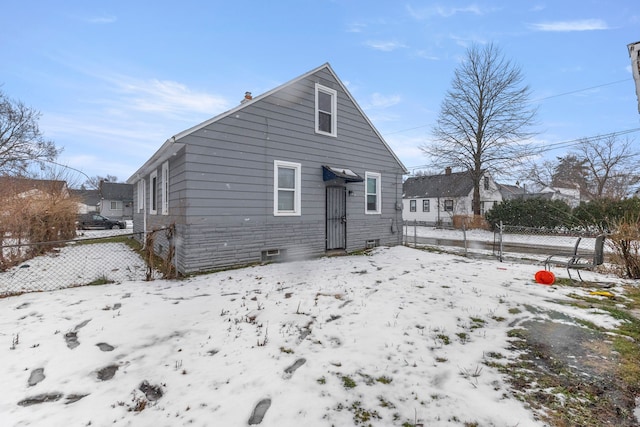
(70, 189, 100, 214)
(127, 63, 408, 275)
(403, 168, 502, 225)
(99, 182, 133, 219)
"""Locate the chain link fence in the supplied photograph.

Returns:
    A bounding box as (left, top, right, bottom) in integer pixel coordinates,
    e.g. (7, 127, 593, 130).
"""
(403, 221, 601, 264)
(0, 229, 173, 297)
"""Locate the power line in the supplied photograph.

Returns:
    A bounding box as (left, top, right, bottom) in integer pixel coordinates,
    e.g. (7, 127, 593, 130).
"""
(382, 78, 633, 137)
(405, 127, 640, 171)
(531, 78, 631, 102)
(537, 127, 640, 152)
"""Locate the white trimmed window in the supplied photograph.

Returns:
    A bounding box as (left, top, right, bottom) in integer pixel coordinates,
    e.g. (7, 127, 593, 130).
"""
(161, 161, 169, 215)
(315, 83, 337, 137)
(409, 200, 416, 212)
(444, 199, 454, 212)
(365, 172, 381, 214)
(274, 160, 301, 216)
(150, 170, 158, 215)
(423, 200, 430, 212)
(110, 201, 121, 210)
(137, 179, 145, 212)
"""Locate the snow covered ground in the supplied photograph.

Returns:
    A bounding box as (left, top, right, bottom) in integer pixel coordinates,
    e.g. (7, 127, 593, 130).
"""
(1, 227, 147, 295)
(403, 225, 599, 248)
(0, 245, 630, 427)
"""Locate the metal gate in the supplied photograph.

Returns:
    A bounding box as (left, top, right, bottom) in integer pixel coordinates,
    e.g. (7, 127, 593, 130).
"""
(326, 186, 346, 250)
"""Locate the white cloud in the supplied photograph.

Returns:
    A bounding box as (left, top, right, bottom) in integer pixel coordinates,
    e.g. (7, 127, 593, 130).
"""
(528, 19, 609, 32)
(407, 4, 485, 20)
(364, 40, 406, 51)
(115, 78, 230, 116)
(415, 50, 440, 60)
(346, 22, 366, 33)
(367, 93, 402, 109)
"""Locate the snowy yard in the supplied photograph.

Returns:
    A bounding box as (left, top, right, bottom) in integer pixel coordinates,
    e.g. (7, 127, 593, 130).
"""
(1, 227, 146, 295)
(0, 245, 631, 426)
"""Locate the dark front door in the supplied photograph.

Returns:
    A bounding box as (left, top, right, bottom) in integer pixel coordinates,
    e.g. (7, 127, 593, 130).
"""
(326, 186, 346, 250)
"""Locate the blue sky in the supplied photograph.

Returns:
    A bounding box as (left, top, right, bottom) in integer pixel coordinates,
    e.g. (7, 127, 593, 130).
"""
(2, 1, 639, 185)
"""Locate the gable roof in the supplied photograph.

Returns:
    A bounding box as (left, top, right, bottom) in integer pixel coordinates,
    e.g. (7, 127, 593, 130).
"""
(70, 189, 101, 205)
(403, 171, 475, 198)
(0, 177, 68, 198)
(497, 183, 526, 200)
(100, 182, 133, 201)
(128, 63, 407, 182)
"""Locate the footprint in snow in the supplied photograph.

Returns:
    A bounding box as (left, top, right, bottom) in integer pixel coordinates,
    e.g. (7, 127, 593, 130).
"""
(28, 368, 45, 386)
(17, 393, 63, 406)
(139, 380, 163, 401)
(248, 398, 271, 425)
(96, 342, 115, 352)
(96, 365, 118, 381)
(283, 358, 306, 379)
(74, 319, 91, 330)
(64, 331, 79, 349)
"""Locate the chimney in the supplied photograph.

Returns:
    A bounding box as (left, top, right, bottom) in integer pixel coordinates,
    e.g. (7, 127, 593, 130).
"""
(445, 167, 451, 176)
(241, 91, 252, 103)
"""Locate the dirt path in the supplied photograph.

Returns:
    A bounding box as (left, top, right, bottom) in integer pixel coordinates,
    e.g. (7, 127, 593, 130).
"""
(507, 305, 638, 426)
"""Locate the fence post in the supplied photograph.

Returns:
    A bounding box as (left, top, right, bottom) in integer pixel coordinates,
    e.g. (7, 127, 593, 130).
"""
(499, 221, 504, 262)
(462, 223, 467, 256)
(413, 220, 417, 248)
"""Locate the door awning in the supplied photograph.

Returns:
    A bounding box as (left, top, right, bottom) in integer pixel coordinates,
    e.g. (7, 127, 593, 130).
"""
(322, 165, 364, 183)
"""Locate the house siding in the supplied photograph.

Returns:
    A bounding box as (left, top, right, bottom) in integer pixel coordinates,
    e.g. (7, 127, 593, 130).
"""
(402, 173, 502, 225)
(131, 65, 405, 274)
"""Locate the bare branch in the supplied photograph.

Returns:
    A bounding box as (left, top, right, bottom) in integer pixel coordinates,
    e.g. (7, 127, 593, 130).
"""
(422, 43, 538, 214)
(0, 89, 61, 175)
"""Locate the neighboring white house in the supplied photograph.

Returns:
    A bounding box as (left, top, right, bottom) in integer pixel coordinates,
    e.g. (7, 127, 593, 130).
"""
(99, 181, 133, 219)
(539, 186, 581, 208)
(402, 168, 502, 225)
(70, 189, 100, 214)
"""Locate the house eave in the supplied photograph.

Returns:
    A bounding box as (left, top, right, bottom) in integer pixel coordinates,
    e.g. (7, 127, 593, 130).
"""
(127, 140, 185, 183)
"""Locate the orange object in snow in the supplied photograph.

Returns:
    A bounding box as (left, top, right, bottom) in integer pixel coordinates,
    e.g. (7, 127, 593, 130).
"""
(535, 270, 555, 285)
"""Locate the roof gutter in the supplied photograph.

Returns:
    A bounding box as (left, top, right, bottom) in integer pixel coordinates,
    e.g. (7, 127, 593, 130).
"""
(126, 136, 185, 183)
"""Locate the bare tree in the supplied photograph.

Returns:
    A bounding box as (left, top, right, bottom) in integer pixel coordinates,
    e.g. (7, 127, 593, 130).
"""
(422, 43, 538, 215)
(524, 159, 556, 192)
(0, 88, 60, 175)
(577, 135, 639, 200)
(84, 174, 120, 189)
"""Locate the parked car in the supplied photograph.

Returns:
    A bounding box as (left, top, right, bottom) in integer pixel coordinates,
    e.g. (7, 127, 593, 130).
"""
(77, 214, 127, 230)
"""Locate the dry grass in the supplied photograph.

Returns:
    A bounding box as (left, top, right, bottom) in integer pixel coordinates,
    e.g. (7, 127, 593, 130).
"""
(0, 178, 79, 271)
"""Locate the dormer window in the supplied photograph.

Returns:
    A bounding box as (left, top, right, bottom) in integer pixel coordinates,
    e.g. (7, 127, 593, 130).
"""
(315, 83, 337, 137)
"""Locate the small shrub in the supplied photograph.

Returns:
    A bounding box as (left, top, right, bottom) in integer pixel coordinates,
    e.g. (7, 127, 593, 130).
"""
(607, 215, 640, 279)
(435, 333, 450, 345)
(342, 376, 357, 389)
(376, 375, 393, 384)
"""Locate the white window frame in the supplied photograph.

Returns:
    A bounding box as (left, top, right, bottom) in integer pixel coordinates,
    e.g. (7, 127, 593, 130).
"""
(444, 199, 454, 212)
(365, 172, 381, 214)
(274, 160, 301, 216)
(137, 179, 145, 212)
(423, 199, 430, 212)
(315, 83, 337, 137)
(161, 161, 169, 215)
(150, 170, 158, 215)
(110, 201, 121, 210)
(409, 200, 416, 212)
